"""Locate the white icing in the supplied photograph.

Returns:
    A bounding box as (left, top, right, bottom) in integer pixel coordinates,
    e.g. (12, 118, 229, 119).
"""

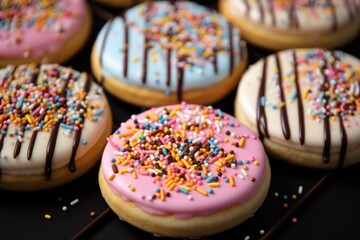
(230, 0, 360, 31)
(0, 64, 109, 175)
(237, 49, 360, 155)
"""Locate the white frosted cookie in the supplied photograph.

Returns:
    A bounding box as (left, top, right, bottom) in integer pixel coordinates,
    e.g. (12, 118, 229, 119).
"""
(99, 103, 270, 237)
(235, 48, 360, 169)
(91, 1, 247, 107)
(0, 0, 92, 67)
(219, 0, 360, 50)
(0, 64, 112, 191)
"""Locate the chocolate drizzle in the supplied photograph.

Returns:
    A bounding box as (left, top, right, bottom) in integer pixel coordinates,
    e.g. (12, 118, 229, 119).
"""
(275, 53, 291, 140)
(27, 130, 38, 160)
(338, 116, 347, 168)
(68, 75, 91, 172)
(45, 121, 60, 180)
(142, 3, 151, 84)
(119, 13, 129, 78)
(292, 51, 305, 145)
(326, 0, 337, 31)
(228, 22, 234, 74)
(256, 58, 269, 141)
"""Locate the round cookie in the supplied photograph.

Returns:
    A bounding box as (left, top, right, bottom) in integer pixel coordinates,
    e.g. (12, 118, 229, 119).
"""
(235, 48, 360, 169)
(219, 0, 360, 50)
(0, 0, 92, 67)
(91, 1, 247, 107)
(0, 64, 112, 191)
(99, 103, 270, 238)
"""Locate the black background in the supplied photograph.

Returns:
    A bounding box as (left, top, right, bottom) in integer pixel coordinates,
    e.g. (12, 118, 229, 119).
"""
(1, 1, 359, 239)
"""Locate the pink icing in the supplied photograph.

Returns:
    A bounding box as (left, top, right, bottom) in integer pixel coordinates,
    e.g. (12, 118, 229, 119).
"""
(101, 103, 267, 218)
(0, 0, 86, 58)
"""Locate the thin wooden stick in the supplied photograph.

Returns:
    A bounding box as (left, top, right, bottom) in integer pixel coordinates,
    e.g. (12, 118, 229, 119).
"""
(260, 171, 334, 240)
(70, 207, 113, 240)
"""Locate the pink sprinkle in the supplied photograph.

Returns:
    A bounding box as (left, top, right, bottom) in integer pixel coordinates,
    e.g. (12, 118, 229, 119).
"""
(292, 218, 298, 223)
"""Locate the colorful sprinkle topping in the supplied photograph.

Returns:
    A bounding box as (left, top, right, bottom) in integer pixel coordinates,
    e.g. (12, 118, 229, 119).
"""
(135, 2, 231, 69)
(0, 63, 105, 135)
(106, 103, 261, 201)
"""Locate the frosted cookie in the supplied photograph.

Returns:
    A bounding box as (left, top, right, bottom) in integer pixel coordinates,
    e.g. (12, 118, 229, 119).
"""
(219, 0, 360, 50)
(0, 64, 112, 191)
(235, 48, 360, 169)
(0, 0, 91, 67)
(99, 103, 270, 238)
(91, 1, 247, 107)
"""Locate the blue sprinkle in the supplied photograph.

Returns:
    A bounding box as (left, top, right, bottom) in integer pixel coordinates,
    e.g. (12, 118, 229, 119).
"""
(82, 140, 88, 145)
(261, 96, 266, 106)
(245, 160, 250, 164)
(115, 129, 120, 134)
(179, 188, 189, 194)
(237, 160, 243, 165)
(216, 108, 223, 117)
(155, 187, 160, 193)
(224, 178, 229, 183)
(206, 175, 215, 183)
(208, 189, 214, 194)
(162, 148, 168, 155)
(164, 89, 172, 95)
(111, 158, 116, 163)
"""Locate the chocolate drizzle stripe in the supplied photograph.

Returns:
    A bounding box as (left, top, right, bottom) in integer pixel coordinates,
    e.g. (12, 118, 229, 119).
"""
(326, 0, 337, 30)
(228, 22, 234, 74)
(177, 63, 184, 102)
(256, 58, 269, 141)
(119, 13, 129, 78)
(275, 54, 291, 140)
(27, 130, 38, 160)
(68, 75, 91, 171)
(142, 3, 151, 84)
(45, 121, 60, 180)
(13, 137, 22, 159)
(166, 49, 172, 86)
(323, 117, 331, 163)
(268, 0, 276, 26)
(99, 18, 114, 85)
(292, 51, 305, 145)
(338, 116, 347, 168)
(289, 1, 299, 29)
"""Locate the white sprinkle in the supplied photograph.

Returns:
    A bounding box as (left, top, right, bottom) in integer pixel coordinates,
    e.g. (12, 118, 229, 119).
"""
(244, 236, 250, 240)
(17, 135, 23, 143)
(1, 154, 7, 160)
(260, 229, 265, 235)
(62, 206, 68, 211)
(70, 199, 79, 206)
(298, 186, 303, 195)
(241, 168, 248, 176)
(188, 195, 193, 201)
(113, 151, 124, 156)
(237, 173, 245, 180)
(274, 192, 279, 197)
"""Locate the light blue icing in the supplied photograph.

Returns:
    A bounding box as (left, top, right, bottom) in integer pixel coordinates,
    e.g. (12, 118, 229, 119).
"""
(95, 1, 243, 93)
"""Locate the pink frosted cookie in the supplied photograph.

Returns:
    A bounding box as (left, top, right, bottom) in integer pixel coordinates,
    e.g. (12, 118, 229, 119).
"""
(220, 0, 360, 50)
(91, 1, 247, 107)
(0, 64, 112, 191)
(0, 0, 91, 67)
(99, 103, 270, 238)
(235, 48, 360, 169)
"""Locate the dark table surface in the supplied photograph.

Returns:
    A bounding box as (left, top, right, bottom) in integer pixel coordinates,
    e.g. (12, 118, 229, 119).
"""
(1, 1, 359, 240)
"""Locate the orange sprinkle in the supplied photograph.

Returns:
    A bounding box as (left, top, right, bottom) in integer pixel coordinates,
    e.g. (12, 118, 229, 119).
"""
(228, 175, 235, 187)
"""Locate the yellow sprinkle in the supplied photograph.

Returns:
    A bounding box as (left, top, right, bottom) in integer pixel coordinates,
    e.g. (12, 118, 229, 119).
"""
(182, 122, 186, 130)
(148, 111, 159, 121)
(131, 130, 143, 142)
(208, 182, 220, 187)
(215, 161, 223, 167)
(160, 189, 165, 201)
(223, 154, 235, 162)
(279, 101, 286, 108)
(179, 185, 190, 191)
(181, 159, 191, 169)
(117, 130, 136, 138)
(109, 174, 115, 181)
(25, 114, 33, 124)
(44, 214, 52, 220)
(254, 160, 260, 166)
(228, 175, 235, 187)
(129, 185, 135, 191)
(196, 187, 208, 196)
(119, 169, 128, 174)
(168, 182, 176, 191)
(132, 171, 137, 179)
(239, 137, 246, 147)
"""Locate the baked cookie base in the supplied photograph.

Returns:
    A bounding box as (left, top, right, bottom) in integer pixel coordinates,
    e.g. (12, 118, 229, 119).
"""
(0, 5, 92, 67)
(235, 97, 360, 169)
(0, 111, 113, 192)
(219, 0, 360, 50)
(98, 159, 270, 238)
(91, 44, 248, 107)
